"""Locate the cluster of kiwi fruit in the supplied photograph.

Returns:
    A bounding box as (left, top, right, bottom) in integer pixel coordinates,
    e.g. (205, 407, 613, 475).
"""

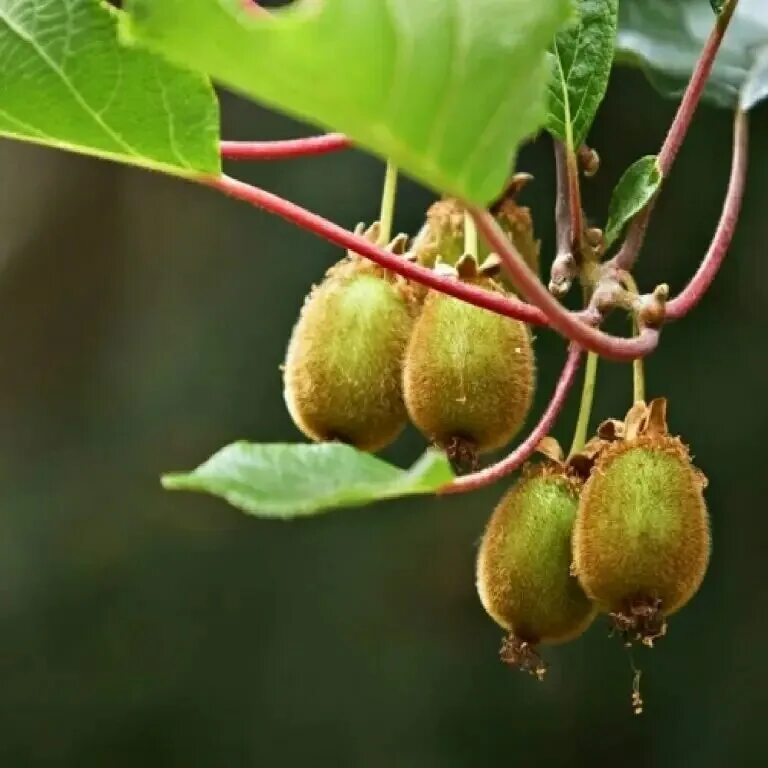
(476, 398, 710, 709)
(282, 188, 711, 712)
(282, 188, 540, 468)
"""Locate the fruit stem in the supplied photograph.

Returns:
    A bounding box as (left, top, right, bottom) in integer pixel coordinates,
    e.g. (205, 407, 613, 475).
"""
(611, 0, 741, 273)
(220, 134, 351, 161)
(568, 351, 599, 458)
(622, 273, 646, 403)
(666, 108, 749, 320)
(441, 345, 583, 493)
(464, 209, 479, 260)
(377, 160, 399, 245)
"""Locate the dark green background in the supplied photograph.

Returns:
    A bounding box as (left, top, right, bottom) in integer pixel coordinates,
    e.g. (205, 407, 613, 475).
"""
(0, 63, 765, 765)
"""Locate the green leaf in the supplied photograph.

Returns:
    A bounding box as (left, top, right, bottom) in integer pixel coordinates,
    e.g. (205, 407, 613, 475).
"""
(162, 443, 455, 519)
(710, 0, 725, 14)
(548, 0, 619, 148)
(604, 156, 662, 248)
(617, 0, 768, 110)
(0, 0, 220, 176)
(123, 0, 571, 204)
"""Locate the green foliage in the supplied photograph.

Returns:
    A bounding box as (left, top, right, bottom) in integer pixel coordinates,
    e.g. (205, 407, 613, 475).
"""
(617, 0, 768, 110)
(604, 156, 663, 248)
(162, 443, 454, 518)
(0, 0, 220, 176)
(548, 0, 619, 148)
(123, 0, 571, 204)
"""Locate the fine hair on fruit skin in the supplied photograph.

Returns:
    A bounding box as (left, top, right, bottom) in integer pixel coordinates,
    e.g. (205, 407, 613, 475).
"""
(283, 255, 416, 453)
(402, 273, 535, 461)
(572, 426, 710, 644)
(476, 463, 596, 677)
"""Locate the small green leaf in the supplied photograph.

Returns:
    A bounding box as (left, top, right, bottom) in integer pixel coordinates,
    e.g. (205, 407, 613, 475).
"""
(123, 0, 571, 204)
(0, 0, 220, 176)
(547, 0, 619, 148)
(710, 0, 725, 14)
(617, 0, 768, 110)
(604, 156, 662, 248)
(162, 443, 455, 518)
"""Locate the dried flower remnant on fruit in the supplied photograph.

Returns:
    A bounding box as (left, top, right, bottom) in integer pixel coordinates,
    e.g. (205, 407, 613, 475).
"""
(476, 459, 596, 678)
(572, 399, 710, 646)
(283, 224, 417, 452)
(403, 256, 535, 466)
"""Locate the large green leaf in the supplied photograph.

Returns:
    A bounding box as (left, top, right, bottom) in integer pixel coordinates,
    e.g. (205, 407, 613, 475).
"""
(548, 0, 618, 148)
(0, 0, 220, 176)
(604, 155, 662, 248)
(123, 0, 571, 204)
(617, 0, 768, 110)
(162, 443, 455, 519)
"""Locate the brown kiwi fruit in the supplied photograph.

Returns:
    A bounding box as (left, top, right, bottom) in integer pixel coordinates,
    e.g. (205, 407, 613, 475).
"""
(283, 240, 416, 452)
(402, 258, 535, 465)
(572, 399, 710, 645)
(477, 462, 596, 678)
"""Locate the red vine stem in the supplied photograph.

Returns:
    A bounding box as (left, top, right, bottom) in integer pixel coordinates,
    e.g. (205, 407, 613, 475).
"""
(613, 0, 740, 272)
(666, 108, 748, 321)
(469, 206, 660, 361)
(221, 133, 351, 160)
(207, 174, 547, 325)
(441, 344, 584, 494)
(206, 174, 658, 360)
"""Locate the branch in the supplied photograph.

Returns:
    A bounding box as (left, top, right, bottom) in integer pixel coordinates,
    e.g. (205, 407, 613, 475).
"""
(470, 206, 660, 361)
(206, 174, 548, 325)
(204, 177, 658, 360)
(666, 109, 749, 321)
(441, 344, 583, 494)
(550, 140, 579, 295)
(221, 133, 351, 161)
(612, 0, 740, 272)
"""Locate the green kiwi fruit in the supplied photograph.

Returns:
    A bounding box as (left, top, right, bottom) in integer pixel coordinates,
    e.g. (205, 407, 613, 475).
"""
(283, 256, 415, 452)
(402, 268, 535, 464)
(572, 400, 710, 645)
(411, 191, 540, 278)
(476, 464, 596, 677)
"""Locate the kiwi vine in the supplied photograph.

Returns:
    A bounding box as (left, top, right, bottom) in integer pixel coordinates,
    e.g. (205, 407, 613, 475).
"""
(1, 0, 751, 716)
(208, 0, 747, 713)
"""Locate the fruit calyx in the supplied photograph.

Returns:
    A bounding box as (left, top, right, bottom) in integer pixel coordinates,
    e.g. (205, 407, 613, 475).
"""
(499, 635, 547, 681)
(610, 596, 667, 648)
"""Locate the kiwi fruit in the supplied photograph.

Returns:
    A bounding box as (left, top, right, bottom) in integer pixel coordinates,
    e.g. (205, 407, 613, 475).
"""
(572, 399, 710, 645)
(283, 251, 416, 452)
(476, 463, 596, 677)
(410, 184, 540, 280)
(402, 261, 535, 464)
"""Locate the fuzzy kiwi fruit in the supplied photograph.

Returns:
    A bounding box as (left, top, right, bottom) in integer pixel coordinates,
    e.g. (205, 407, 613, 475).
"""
(572, 399, 710, 645)
(402, 264, 535, 463)
(477, 463, 596, 677)
(283, 255, 415, 452)
(411, 186, 540, 278)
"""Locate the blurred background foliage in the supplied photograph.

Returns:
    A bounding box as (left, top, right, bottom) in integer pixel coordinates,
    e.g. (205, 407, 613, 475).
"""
(0, 61, 766, 766)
